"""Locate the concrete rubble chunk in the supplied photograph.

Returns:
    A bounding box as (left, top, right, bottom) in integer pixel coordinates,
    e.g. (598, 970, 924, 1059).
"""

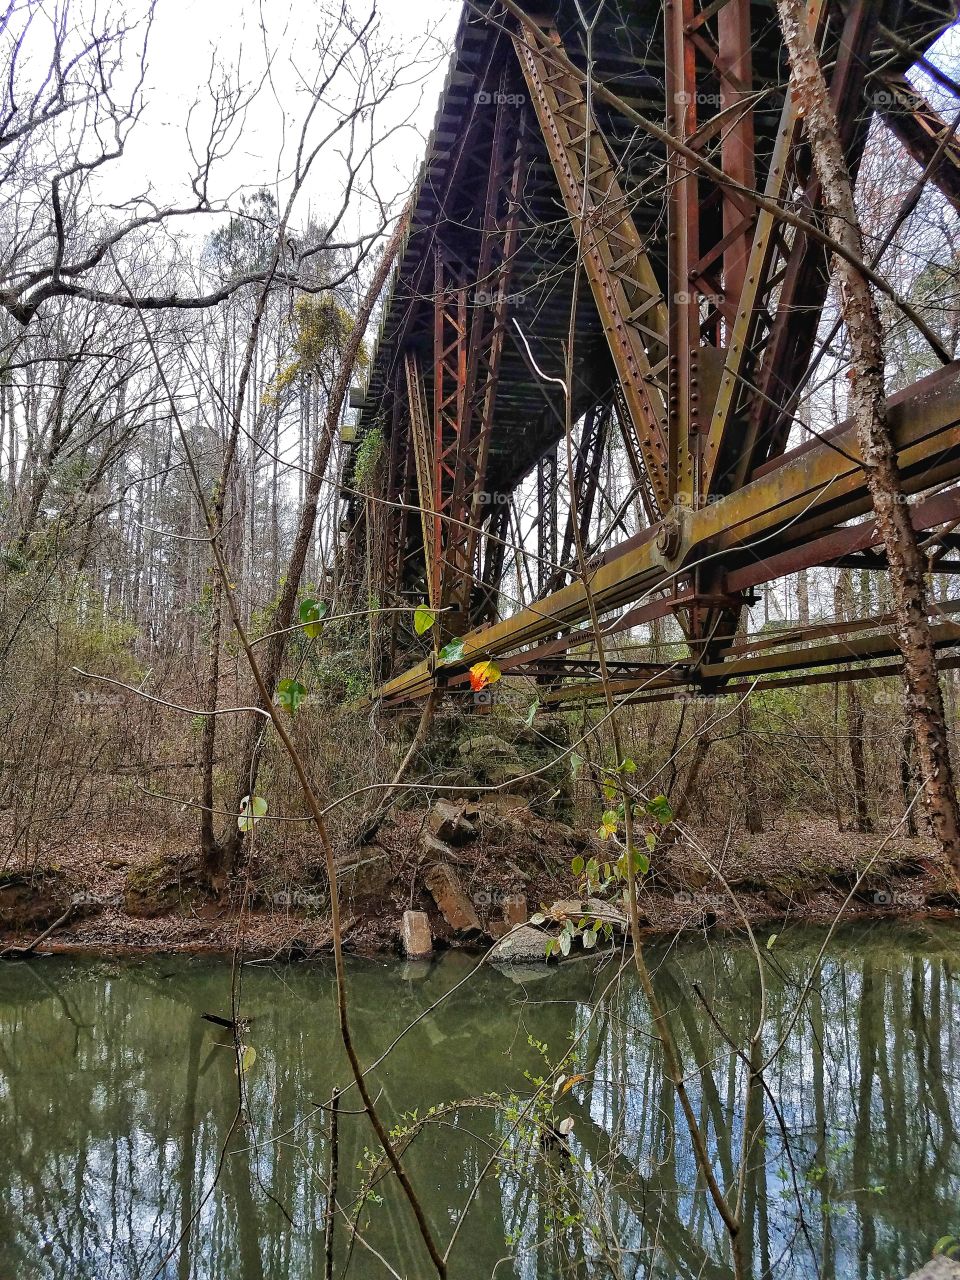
(489, 924, 549, 963)
(906, 1261, 960, 1280)
(427, 799, 476, 845)
(424, 863, 482, 934)
(401, 910, 433, 959)
(419, 831, 455, 863)
(503, 894, 528, 927)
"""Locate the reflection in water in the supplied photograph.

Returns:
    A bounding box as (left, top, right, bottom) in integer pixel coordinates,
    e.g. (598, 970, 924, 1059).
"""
(0, 924, 958, 1279)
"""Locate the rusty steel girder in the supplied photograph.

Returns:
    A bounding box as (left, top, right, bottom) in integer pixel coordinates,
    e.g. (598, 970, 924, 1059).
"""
(536, 447, 559, 595)
(404, 351, 439, 610)
(874, 70, 960, 216)
(537, 618, 960, 709)
(376, 360, 960, 703)
(355, 0, 958, 706)
(512, 15, 672, 513)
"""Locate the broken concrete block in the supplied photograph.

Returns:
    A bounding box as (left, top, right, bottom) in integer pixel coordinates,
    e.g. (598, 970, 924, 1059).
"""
(401, 910, 433, 959)
(427, 800, 476, 845)
(489, 924, 549, 962)
(424, 863, 482, 934)
(503, 894, 527, 927)
(420, 831, 455, 863)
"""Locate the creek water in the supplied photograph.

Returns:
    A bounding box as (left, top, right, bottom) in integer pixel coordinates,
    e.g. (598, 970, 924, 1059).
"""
(0, 922, 958, 1279)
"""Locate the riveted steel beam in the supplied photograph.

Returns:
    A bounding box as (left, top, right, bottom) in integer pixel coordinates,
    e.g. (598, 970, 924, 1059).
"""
(374, 360, 960, 703)
(404, 351, 439, 612)
(512, 16, 671, 513)
(874, 70, 960, 215)
(461, 88, 529, 621)
(536, 447, 559, 595)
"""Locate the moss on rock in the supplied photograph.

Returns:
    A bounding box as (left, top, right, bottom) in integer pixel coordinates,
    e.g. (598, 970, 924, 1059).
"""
(124, 854, 200, 918)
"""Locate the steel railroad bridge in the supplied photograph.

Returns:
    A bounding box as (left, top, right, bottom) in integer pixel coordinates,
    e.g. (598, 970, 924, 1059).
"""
(349, 0, 960, 708)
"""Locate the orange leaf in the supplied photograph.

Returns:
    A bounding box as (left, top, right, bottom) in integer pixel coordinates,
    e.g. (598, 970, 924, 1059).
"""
(469, 660, 501, 691)
(559, 1073, 586, 1096)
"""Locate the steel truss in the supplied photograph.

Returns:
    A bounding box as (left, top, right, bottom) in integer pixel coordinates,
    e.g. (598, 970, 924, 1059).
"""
(352, 0, 960, 706)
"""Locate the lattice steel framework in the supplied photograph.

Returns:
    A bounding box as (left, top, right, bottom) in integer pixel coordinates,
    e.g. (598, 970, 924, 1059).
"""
(347, 0, 960, 706)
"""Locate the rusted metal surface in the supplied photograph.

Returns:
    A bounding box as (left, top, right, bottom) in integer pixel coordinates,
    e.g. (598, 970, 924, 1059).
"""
(875, 71, 960, 215)
(404, 352, 438, 610)
(512, 15, 671, 512)
(376, 361, 960, 703)
(349, 0, 958, 704)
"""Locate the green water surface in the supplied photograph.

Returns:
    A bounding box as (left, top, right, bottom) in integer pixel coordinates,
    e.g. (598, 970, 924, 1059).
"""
(0, 922, 958, 1279)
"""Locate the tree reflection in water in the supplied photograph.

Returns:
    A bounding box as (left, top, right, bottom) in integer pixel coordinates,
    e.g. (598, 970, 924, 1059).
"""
(0, 923, 957, 1279)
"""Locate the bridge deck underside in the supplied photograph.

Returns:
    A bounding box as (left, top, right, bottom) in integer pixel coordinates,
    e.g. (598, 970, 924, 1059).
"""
(351, 0, 960, 705)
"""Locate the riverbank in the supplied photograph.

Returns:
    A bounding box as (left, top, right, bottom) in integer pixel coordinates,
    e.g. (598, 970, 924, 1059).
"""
(2, 806, 959, 959)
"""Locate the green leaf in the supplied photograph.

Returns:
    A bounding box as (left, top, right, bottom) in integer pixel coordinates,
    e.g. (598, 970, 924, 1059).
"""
(571, 854, 585, 877)
(618, 847, 650, 878)
(299, 598, 328, 639)
(524, 699, 540, 727)
(646, 794, 673, 825)
(598, 809, 620, 842)
(618, 757, 637, 773)
(414, 604, 437, 635)
(238, 794, 268, 833)
(558, 930, 571, 957)
(570, 751, 584, 780)
(530, 912, 547, 926)
(544, 938, 556, 958)
(766, 933, 778, 950)
(582, 927, 597, 949)
(239, 1044, 257, 1075)
(438, 637, 466, 664)
(644, 831, 657, 852)
(277, 677, 307, 715)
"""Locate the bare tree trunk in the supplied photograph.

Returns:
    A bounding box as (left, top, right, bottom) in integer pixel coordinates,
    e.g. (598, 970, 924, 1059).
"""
(900, 725, 919, 837)
(835, 572, 872, 833)
(796, 569, 810, 626)
(736, 619, 763, 834)
(846, 681, 872, 834)
(215, 208, 410, 877)
(778, 0, 960, 876)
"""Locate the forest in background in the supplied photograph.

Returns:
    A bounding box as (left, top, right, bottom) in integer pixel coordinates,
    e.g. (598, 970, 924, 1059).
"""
(0, 0, 957, 929)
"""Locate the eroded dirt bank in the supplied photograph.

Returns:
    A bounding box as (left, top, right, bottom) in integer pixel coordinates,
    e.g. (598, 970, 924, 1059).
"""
(2, 802, 959, 959)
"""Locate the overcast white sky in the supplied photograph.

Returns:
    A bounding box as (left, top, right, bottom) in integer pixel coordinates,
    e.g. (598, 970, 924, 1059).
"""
(96, 0, 462, 242)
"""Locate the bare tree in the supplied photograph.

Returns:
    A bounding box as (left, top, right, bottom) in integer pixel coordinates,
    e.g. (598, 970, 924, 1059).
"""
(778, 0, 960, 876)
